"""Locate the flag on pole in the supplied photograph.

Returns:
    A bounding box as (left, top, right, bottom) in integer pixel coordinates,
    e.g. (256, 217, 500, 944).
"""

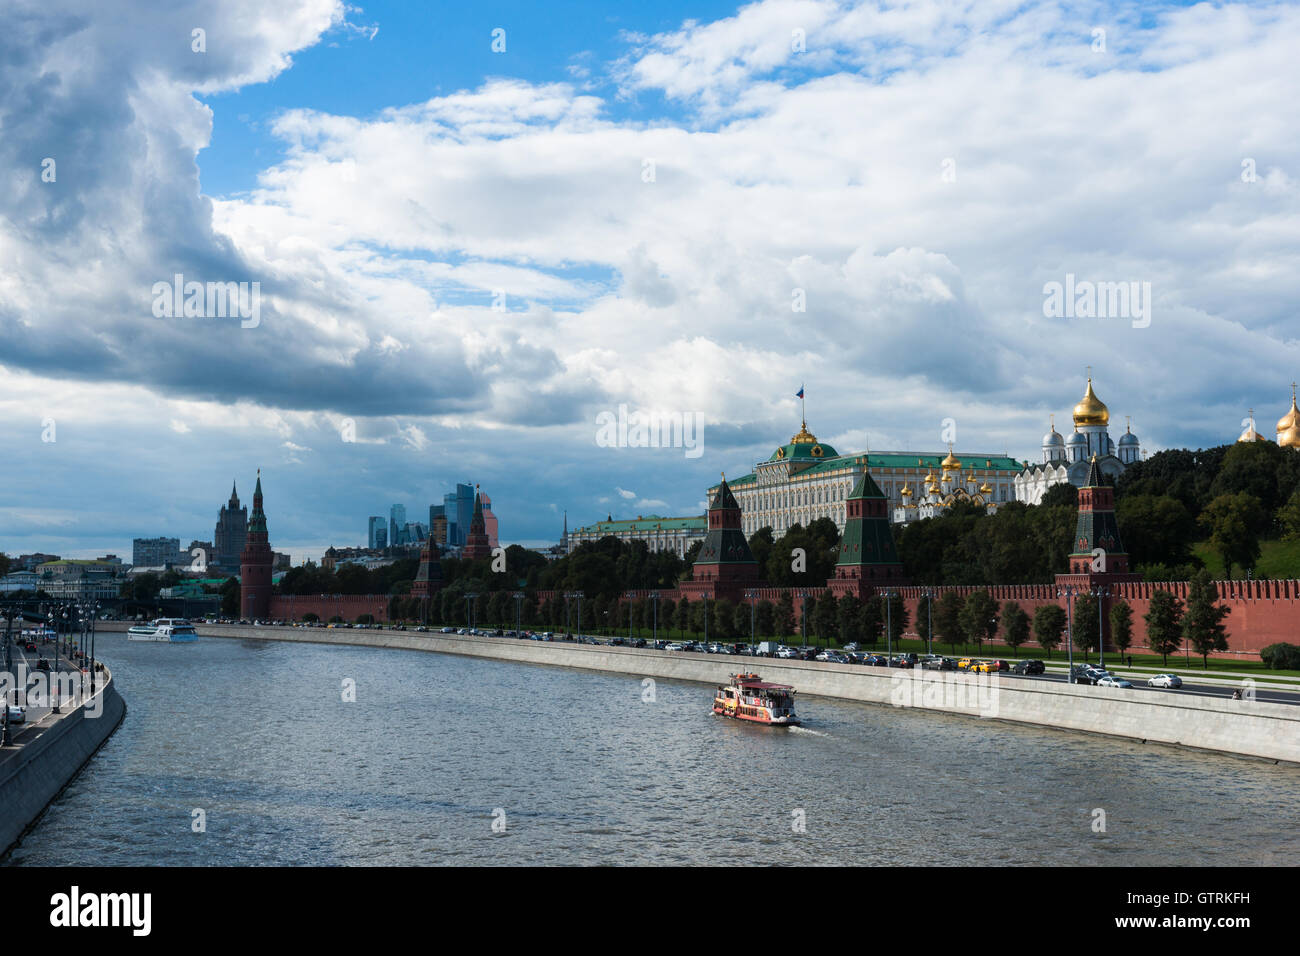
(796, 386, 804, 399)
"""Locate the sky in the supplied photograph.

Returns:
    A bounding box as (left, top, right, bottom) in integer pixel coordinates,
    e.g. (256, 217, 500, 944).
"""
(1, 0, 1298, 563)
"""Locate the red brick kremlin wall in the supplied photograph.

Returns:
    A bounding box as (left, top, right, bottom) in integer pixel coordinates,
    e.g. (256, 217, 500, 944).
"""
(270, 594, 390, 623)
(562, 581, 1300, 659)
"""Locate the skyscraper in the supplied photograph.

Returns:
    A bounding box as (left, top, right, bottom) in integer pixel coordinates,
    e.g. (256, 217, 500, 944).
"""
(368, 516, 387, 550)
(480, 492, 499, 548)
(214, 481, 248, 572)
(454, 483, 473, 547)
(390, 504, 407, 548)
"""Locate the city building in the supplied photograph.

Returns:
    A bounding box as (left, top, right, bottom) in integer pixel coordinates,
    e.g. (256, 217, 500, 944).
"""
(240, 472, 274, 620)
(444, 483, 473, 547)
(410, 528, 443, 601)
(708, 415, 1021, 535)
(188, 540, 213, 571)
(0, 571, 41, 593)
(1014, 377, 1142, 505)
(430, 508, 448, 548)
(132, 536, 184, 568)
(480, 493, 499, 548)
(566, 514, 706, 556)
(16, 553, 60, 571)
(389, 504, 407, 548)
(214, 481, 248, 571)
(31, 560, 126, 600)
(368, 516, 388, 550)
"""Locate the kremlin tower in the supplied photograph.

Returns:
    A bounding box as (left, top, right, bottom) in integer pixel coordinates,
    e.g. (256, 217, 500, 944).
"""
(239, 471, 274, 620)
(828, 470, 907, 597)
(462, 487, 492, 561)
(679, 474, 759, 601)
(411, 528, 444, 600)
(1057, 456, 1138, 584)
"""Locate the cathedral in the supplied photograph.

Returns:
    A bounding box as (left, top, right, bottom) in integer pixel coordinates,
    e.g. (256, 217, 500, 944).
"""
(1014, 376, 1142, 505)
(1237, 384, 1300, 448)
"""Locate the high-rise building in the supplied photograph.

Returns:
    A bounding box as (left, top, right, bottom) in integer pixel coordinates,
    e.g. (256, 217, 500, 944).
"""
(132, 537, 183, 568)
(454, 483, 473, 546)
(479, 493, 499, 548)
(368, 516, 387, 550)
(240, 472, 274, 620)
(389, 504, 407, 549)
(214, 481, 248, 572)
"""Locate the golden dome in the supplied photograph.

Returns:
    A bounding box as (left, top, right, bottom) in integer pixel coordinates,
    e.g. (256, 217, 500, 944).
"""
(900, 485, 913, 497)
(940, 445, 961, 472)
(1239, 411, 1270, 444)
(1276, 385, 1300, 437)
(1280, 425, 1300, 449)
(1072, 377, 1110, 427)
(979, 482, 993, 494)
(790, 420, 818, 445)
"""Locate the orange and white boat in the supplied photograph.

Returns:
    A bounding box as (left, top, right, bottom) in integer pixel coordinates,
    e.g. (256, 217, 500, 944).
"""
(713, 673, 799, 726)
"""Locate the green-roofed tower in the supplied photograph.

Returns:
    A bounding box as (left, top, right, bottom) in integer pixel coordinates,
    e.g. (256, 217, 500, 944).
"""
(827, 470, 907, 596)
(680, 474, 760, 600)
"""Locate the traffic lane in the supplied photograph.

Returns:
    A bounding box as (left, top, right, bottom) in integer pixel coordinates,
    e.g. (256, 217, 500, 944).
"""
(1009, 670, 1300, 705)
(3, 641, 86, 735)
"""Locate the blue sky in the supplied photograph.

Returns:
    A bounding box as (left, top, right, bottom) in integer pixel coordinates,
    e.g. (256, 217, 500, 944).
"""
(1, 0, 1298, 563)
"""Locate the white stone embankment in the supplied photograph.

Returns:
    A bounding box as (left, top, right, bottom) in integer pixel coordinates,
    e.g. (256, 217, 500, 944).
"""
(0, 669, 126, 856)
(102, 622, 1299, 764)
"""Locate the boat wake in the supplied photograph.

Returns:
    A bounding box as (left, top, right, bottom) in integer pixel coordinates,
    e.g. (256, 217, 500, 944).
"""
(788, 725, 829, 738)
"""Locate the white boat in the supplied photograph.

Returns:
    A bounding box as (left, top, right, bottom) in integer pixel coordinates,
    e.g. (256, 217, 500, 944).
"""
(128, 618, 198, 643)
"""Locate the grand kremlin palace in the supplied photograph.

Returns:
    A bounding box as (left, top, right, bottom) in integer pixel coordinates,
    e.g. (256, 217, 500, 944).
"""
(707, 419, 1023, 537)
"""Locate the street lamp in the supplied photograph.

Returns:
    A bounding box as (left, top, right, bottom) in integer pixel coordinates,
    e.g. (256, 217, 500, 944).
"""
(884, 590, 895, 659)
(625, 591, 635, 643)
(744, 589, 759, 653)
(1057, 586, 1076, 681)
(464, 592, 478, 631)
(924, 588, 934, 656)
(649, 591, 659, 645)
(1094, 586, 1109, 671)
(512, 592, 524, 638)
(798, 591, 808, 651)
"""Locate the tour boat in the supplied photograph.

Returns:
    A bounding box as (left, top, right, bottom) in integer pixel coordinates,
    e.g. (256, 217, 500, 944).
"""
(128, 619, 198, 643)
(713, 673, 799, 726)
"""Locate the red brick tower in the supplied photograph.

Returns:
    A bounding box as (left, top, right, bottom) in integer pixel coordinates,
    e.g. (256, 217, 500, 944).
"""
(240, 471, 274, 620)
(678, 474, 760, 602)
(462, 486, 492, 561)
(827, 470, 907, 597)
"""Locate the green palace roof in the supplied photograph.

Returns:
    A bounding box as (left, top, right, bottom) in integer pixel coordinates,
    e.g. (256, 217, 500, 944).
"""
(710, 450, 1023, 493)
(574, 515, 706, 535)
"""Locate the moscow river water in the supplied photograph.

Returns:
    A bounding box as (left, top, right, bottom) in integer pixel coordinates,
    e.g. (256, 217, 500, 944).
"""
(7, 632, 1299, 866)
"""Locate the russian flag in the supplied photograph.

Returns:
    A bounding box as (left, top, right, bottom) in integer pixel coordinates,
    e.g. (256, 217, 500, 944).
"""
(796, 386, 804, 399)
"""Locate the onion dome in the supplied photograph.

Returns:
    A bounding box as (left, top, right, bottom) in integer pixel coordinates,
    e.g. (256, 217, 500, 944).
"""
(1239, 410, 1270, 444)
(940, 445, 961, 472)
(1043, 426, 1065, 448)
(1073, 377, 1110, 426)
(1066, 429, 1087, 448)
(899, 485, 913, 497)
(978, 482, 993, 495)
(1277, 386, 1300, 449)
(770, 418, 838, 461)
(1118, 423, 1139, 447)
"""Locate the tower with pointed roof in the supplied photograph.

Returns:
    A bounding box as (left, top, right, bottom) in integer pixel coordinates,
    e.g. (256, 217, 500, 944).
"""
(462, 486, 492, 561)
(411, 528, 444, 601)
(214, 479, 248, 572)
(828, 471, 907, 596)
(1056, 456, 1138, 584)
(680, 474, 760, 601)
(240, 471, 274, 620)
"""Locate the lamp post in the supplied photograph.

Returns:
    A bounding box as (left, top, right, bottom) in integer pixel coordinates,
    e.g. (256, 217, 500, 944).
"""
(464, 592, 478, 631)
(2, 604, 17, 746)
(648, 591, 659, 645)
(884, 590, 895, 659)
(798, 591, 808, 651)
(625, 591, 635, 644)
(1095, 586, 1109, 671)
(925, 588, 934, 656)
(1057, 586, 1076, 682)
(89, 601, 100, 694)
(744, 589, 759, 654)
(512, 592, 524, 638)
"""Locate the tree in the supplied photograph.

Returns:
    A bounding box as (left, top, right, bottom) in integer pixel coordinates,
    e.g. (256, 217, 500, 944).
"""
(1116, 495, 1198, 568)
(774, 592, 795, 638)
(219, 577, 240, 618)
(1199, 492, 1267, 579)
(1033, 604, 1066, 658)
(756, 600, 775, 638)
(1109, 599, 1134, 658)
(812, 591, 837, 645)
(934, 592, 966, 654)
(1278, 487, 1300, 541)
(959, 590, 998, 654)
(1182, 570, 1231, 669)
(859, 597, 883, 649)
(1144, 589, 1184, 666)
(674, 596, 691, 639)
(836, 597, 861, 647)
(732, 599, 752, 642)
(1072, 591, 1100, 662)
(1002, 601, 1029, 656)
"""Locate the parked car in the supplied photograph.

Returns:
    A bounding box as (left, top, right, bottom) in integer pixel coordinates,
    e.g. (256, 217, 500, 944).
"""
(956, 658, 975, 671)
(1096, 675, 1133, 689)
(664, 643, 684, 652)
(922, 656, 956, 671)
(632, 638, 647, 648)
(1011, 659, 1046, 675)
(864, 654, 890, 667)
(1147, 673, 1183, 688)
(843, 642, 861, 652)
(776, 647, 798, 659)
(6, 705, 25, 724)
